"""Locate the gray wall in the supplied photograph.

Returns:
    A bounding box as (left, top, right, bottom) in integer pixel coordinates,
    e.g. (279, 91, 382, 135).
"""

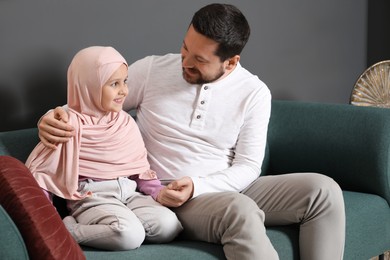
(0, 0, 367, 131)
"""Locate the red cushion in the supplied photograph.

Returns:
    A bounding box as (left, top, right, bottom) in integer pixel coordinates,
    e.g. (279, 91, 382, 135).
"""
(0, 155, 85, 260)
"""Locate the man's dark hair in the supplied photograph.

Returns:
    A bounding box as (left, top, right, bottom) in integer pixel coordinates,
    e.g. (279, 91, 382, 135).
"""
(190, 3, 251, 61)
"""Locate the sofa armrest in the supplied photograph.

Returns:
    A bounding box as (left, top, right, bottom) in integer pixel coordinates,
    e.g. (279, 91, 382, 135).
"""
(0, 205, 29, 260)
(0, 155, 85, 260)
(267, 100, 390, 205)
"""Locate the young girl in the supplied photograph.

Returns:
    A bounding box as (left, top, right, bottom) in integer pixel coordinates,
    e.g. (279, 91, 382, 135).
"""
(25, 46, 182, 250)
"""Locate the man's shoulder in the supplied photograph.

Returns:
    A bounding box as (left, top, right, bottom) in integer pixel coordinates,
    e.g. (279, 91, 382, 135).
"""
(138, 53, 180, 63)
(131, 53, 180, 70)
(151, 53, 181, 65)
(229, 64, 269, 91)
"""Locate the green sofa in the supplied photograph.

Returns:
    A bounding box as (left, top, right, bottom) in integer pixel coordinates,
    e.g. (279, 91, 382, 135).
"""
(1, 100, 389, 259)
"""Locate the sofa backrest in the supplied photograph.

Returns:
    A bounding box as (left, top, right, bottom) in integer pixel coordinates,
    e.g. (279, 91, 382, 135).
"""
(0, 129, 74, 219)
(1, 100, 390, 205)
(266, 100, 390, 205)
(0, 128, 39, 163)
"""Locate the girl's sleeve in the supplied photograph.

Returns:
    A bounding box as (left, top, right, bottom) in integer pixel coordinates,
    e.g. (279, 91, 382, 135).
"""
(131, 175, 164, 201)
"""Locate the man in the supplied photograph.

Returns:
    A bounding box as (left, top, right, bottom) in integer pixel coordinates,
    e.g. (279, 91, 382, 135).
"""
(38, 3, 345, 259)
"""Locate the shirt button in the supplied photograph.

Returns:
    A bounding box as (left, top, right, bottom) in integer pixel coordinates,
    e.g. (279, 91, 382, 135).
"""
(200, 100, 205, 105)
(196, 115, 201, 119)
(204, 86, 209, 90)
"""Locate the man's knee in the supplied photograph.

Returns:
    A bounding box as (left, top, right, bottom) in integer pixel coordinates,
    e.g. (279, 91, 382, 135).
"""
(301, 173, 345, 219)
(303, 173, 343, 200)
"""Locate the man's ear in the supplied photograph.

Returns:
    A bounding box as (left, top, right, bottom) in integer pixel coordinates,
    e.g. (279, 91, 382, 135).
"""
(225, 55, 240, 70)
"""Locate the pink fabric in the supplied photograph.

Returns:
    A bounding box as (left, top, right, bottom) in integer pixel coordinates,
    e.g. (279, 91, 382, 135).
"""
(26, 46, 156, 200)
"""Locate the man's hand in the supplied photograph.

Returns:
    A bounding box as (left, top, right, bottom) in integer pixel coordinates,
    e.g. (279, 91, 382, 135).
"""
(38, 106, 74, 149)
(157, 177, 194, 207)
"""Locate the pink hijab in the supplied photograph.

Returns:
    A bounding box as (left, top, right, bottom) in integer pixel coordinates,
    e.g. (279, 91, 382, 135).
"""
(26, 46, 155, 200)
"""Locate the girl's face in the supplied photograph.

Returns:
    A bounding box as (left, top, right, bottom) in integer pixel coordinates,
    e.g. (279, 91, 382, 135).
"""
(101, 64, 128, 112)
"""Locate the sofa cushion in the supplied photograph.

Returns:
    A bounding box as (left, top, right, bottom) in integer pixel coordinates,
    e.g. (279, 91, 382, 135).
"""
(343, 191, 390, 259)
(83, 241, 225, 260)
(0, 155, 85, 260)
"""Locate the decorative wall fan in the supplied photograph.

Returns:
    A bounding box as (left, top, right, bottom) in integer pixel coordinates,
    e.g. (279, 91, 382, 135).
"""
(350, 60, 390, 107)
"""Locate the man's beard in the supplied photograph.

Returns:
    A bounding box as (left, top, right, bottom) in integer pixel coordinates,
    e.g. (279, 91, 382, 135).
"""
(182, 67, 225, 85)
